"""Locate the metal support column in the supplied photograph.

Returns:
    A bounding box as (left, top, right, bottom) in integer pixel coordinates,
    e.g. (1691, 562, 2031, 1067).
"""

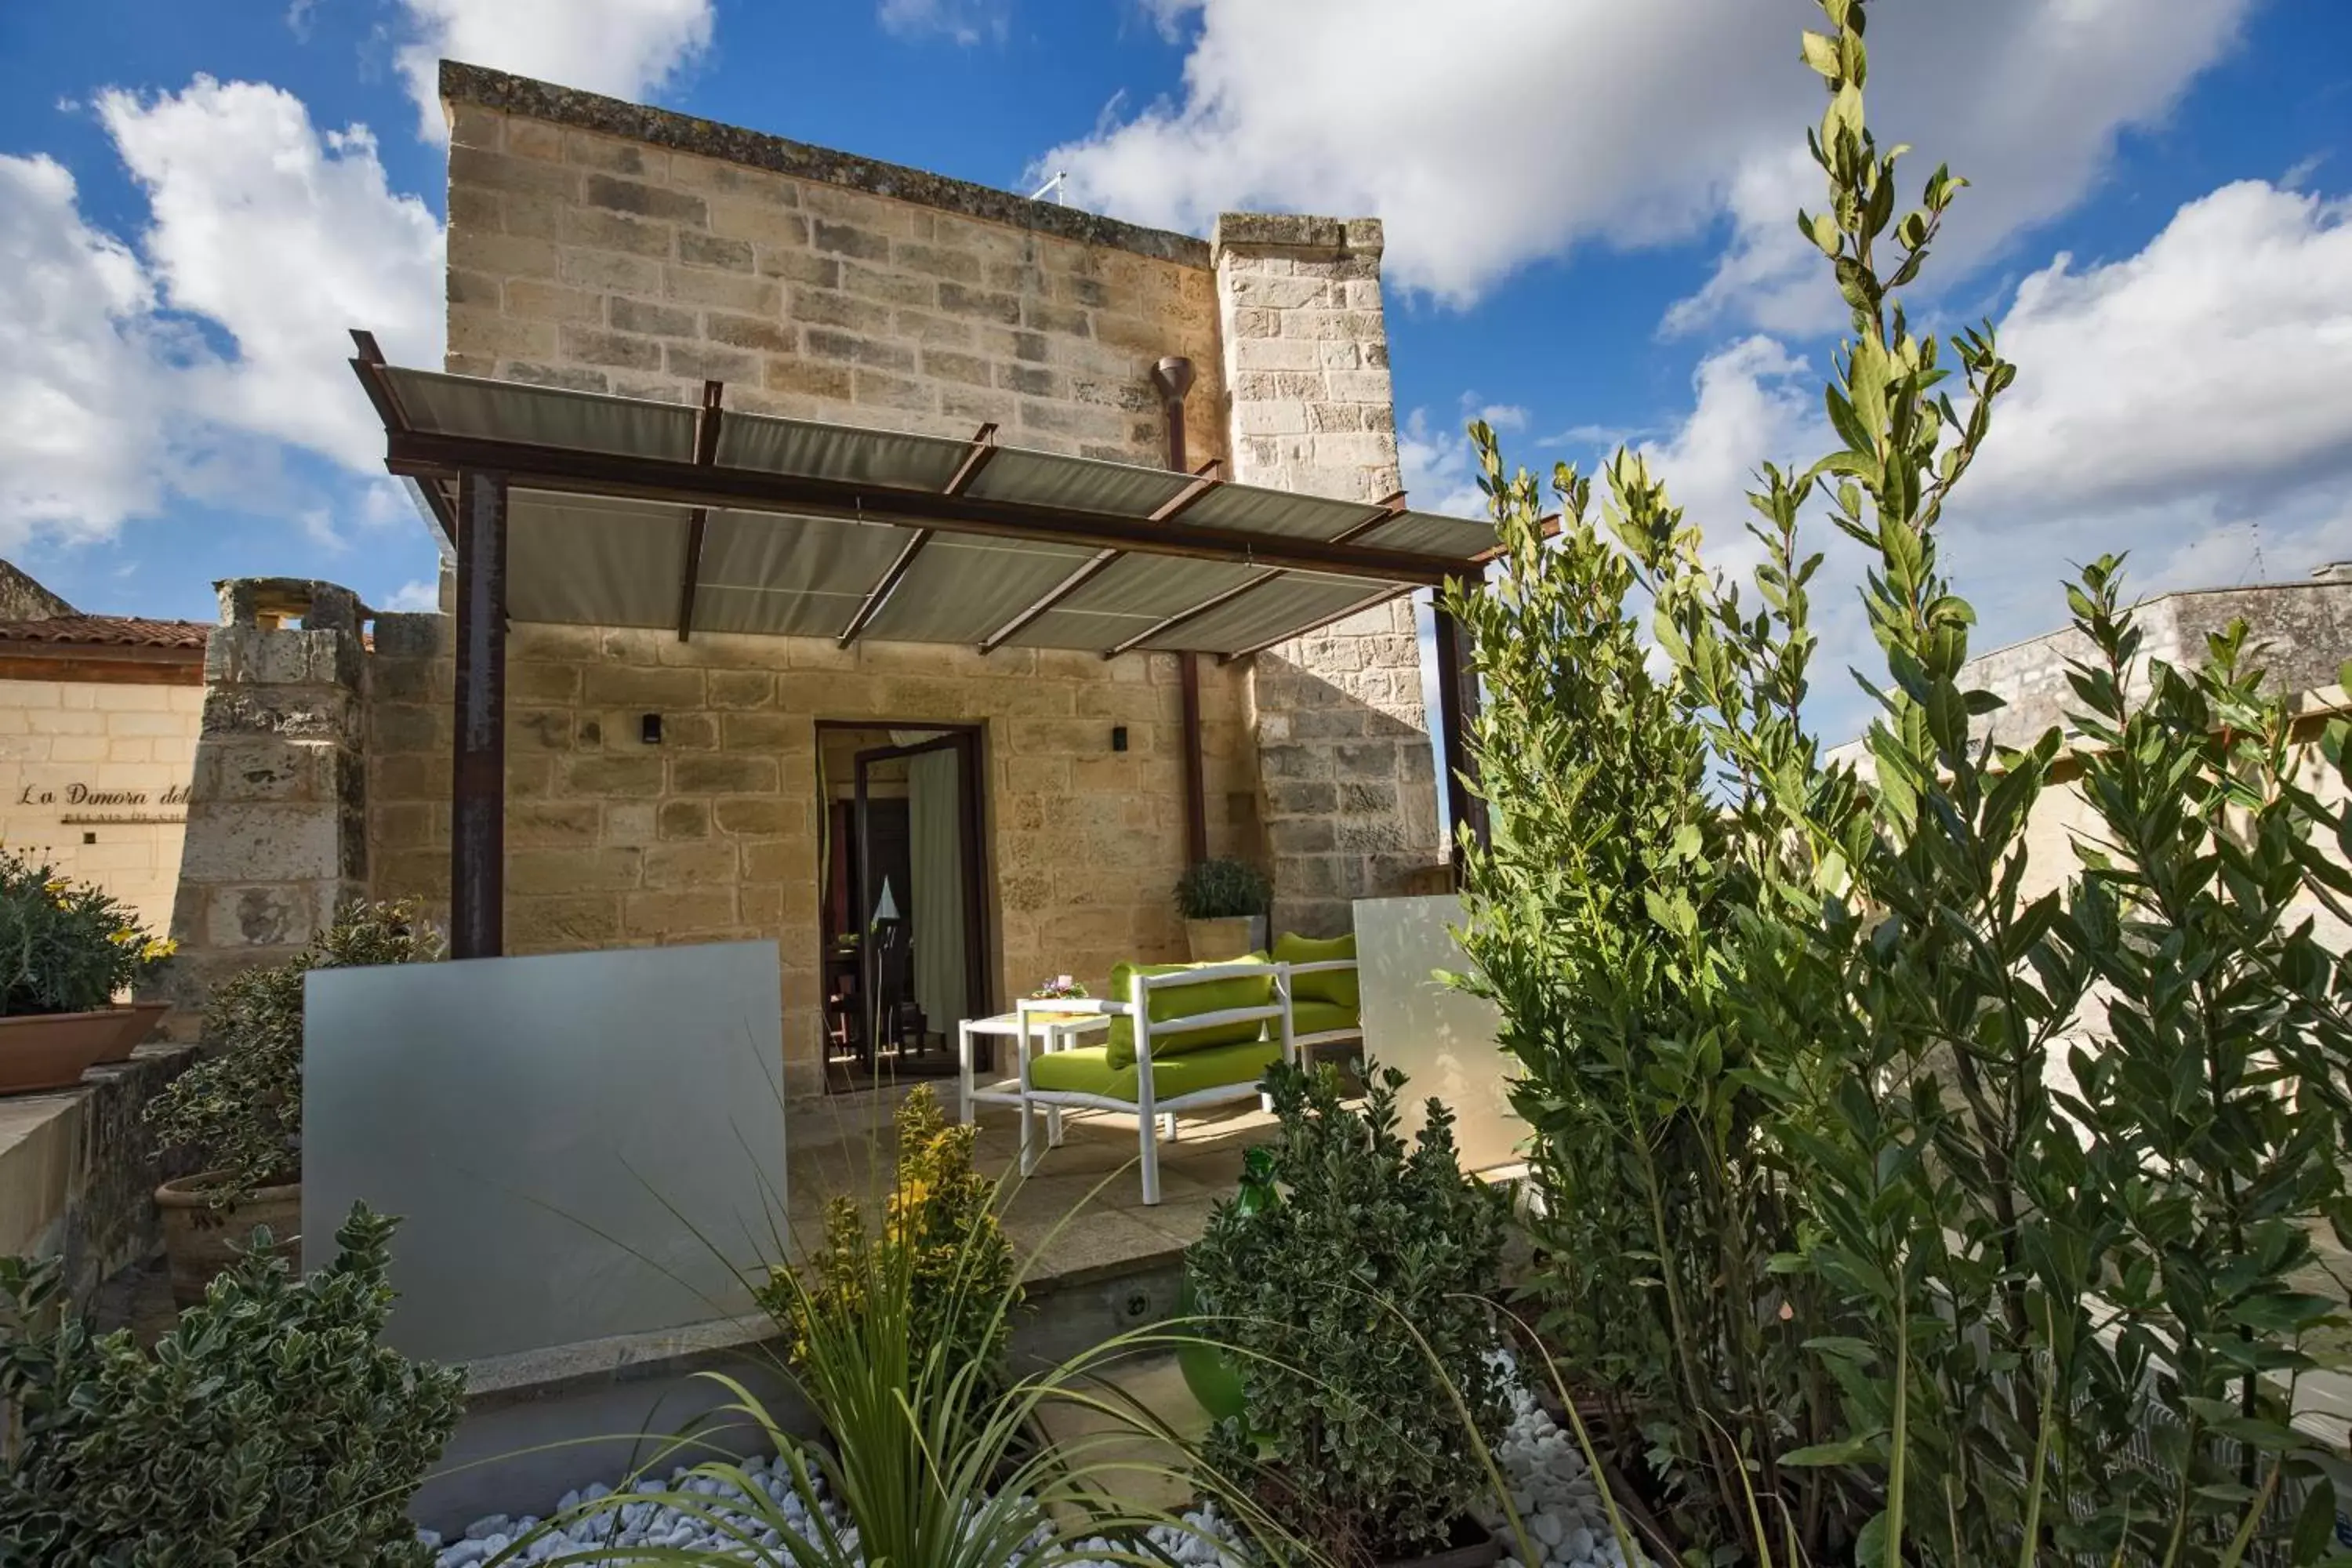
(1430, 594, 1486, 875)
(452, 469, 509, 959)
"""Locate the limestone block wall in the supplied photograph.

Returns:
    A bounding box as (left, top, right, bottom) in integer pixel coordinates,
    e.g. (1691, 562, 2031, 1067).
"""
(1210, 213, 1444, 935)
(0, 677, 201, 940)
(162, 582, 371, 1035)
(365, 622, 1260, 1098)
(440, 62, 1225, 467)
(1965, 577, 2352, 752)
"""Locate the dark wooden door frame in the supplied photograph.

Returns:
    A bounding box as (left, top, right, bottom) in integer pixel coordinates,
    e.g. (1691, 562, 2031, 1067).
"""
(826, 721, 992, 1082)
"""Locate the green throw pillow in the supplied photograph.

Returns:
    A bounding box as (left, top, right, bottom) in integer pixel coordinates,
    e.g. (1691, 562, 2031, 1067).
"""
(1105, 956, 1274, 1069)
(1274, 931, 1359, 1011)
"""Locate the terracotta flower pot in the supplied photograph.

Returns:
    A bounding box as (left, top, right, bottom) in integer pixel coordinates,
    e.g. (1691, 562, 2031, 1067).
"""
(0, 1005, 159, 1095)
(155, 1172, 303, 1308)
(102, 1000, 169, 1062)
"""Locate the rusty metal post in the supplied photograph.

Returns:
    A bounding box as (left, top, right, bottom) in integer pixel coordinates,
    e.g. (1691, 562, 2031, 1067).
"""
(1431, 592, 1485, 877)
(452, 469, 509, 958)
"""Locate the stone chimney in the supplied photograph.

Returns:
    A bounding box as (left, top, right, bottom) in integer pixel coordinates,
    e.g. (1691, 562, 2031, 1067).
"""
(1208, 212, 1443, 938)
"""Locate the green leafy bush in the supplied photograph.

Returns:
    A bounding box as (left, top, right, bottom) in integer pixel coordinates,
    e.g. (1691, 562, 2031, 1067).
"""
(0, 850, 173, 1015)
(145, 900, 442, 1200)
(1189, 1060, 1509, 1566)
(0, 1203, 465, 1566)
(568, 1151, 1306, 1568)
(1446, 2, 2352, 1563)
(760, 1083, 1018, 1387)
(1173, 857, 1271, 921)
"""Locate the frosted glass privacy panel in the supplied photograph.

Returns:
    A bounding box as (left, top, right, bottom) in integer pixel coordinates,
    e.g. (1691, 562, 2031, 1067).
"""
(303, 940, 786, 1364)
(1354, 895, 1526, 1174)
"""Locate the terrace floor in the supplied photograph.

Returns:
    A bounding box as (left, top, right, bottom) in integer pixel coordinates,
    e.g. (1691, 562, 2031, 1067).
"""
(782, 1087, 1279, 1290)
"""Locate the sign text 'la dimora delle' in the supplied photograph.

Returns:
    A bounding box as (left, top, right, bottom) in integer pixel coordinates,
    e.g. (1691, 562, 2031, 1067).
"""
(15, 782, 191, 808)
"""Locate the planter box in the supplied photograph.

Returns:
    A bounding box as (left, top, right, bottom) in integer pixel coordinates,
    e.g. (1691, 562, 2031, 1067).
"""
(0, 1004, 167, 1096)
(1184, 916, 1265, 963)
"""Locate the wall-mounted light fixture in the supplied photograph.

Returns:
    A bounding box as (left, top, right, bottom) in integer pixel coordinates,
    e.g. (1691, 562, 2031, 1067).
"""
(1111, 725, 1129, 753)
(641, 713, 663, 745)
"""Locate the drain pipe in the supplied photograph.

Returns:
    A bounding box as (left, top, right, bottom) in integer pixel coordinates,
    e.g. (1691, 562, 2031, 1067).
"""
(1149, 356, 1210, 868)
(1149, 356, 1196, 472)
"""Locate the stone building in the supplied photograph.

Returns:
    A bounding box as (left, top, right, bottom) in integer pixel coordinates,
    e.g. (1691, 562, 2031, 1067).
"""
(0, 564, 207, 940)
(1964, 567, 2352, 942)
(164, 64, 1483, 1098)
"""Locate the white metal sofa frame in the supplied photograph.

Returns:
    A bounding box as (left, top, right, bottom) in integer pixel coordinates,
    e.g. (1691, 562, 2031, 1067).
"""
(1013, 954, 1357, 1205)
(1285, 953, 1366, 1067)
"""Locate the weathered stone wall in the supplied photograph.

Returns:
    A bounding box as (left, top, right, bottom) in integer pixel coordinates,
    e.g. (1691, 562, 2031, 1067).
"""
(1210, 213, 1444, 935)
(162, 581, 371, 1035)
(1962, 576, 2352, 944)
(441, 63, 1225, 466)
(0, 1044, 196, 1308)
(365, 622, 1259, 1097)
(0, 676, 201, 940)
(1966, 576, 2352, 753)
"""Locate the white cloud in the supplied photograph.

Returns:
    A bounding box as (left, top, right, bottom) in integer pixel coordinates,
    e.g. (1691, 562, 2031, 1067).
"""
(100, 78, 443, 470)
(1045, 0, 2252, 318)
(393, 0, 714, 140)
(0, 79, 444, 552)
(0, 154, 176, 541)
(878, 0, 1011, 46)
(379, 579, 444, 612)
(1972, 181, 2352, 521)
(1398, 408, 1492, 519)
(1616, 179, 2352, 736)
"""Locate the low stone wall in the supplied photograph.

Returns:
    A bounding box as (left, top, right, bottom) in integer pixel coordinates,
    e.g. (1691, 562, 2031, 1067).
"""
(0, 1043, 195, 1305)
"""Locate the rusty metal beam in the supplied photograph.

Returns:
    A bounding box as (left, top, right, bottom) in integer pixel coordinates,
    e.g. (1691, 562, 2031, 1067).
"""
(379, 430, 1462, 586)
(673, 380, 725, 642)
(837, 528, 932, 648)
(977, 550, 1119, 655)
(944, 421, 1000, 496)
(1103, 490, 1407, 659)
(1218, 583, 1416, 665)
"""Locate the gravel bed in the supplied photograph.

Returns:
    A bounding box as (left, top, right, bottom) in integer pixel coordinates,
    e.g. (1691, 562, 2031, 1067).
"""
(426, 1367, 1646, 1568)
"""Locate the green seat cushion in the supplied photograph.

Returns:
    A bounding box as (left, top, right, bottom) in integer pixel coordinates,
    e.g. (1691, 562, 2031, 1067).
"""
(1030, 1040, 1282, 1103)
(1274, 931, 1359, 1011)
(1105, 956, 1274, 1069)
(1291, 998, 1360, 1037)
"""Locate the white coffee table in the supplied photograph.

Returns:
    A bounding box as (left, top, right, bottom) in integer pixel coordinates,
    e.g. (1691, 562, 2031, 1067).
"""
(957, 1008, 1107, 1126)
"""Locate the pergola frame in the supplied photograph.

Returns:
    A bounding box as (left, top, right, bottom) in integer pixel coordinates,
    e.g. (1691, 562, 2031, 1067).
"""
(350, 339, 1495, 958)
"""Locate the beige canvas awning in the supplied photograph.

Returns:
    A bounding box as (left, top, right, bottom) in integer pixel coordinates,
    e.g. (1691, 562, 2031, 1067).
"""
(355, 354, 1499, 661)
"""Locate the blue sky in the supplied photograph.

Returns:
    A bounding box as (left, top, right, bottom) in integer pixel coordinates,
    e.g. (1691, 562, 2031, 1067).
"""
(1, 0, 2347, 733)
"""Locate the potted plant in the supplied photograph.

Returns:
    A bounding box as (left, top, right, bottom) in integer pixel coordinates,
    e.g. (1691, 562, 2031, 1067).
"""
(0, 851, 176, 1094)
(1187, 1059, 1512, 1568)
(0, 1203, 465, 1563)
(1174, 858, 1271, 962)
(144, 899, 441, 1305)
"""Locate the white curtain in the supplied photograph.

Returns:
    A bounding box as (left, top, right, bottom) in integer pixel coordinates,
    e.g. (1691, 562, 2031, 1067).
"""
(891, 733, 967, 1030)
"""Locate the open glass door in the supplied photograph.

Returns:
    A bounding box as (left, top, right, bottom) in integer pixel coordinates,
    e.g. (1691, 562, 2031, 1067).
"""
(848, 729, 987, 1088)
